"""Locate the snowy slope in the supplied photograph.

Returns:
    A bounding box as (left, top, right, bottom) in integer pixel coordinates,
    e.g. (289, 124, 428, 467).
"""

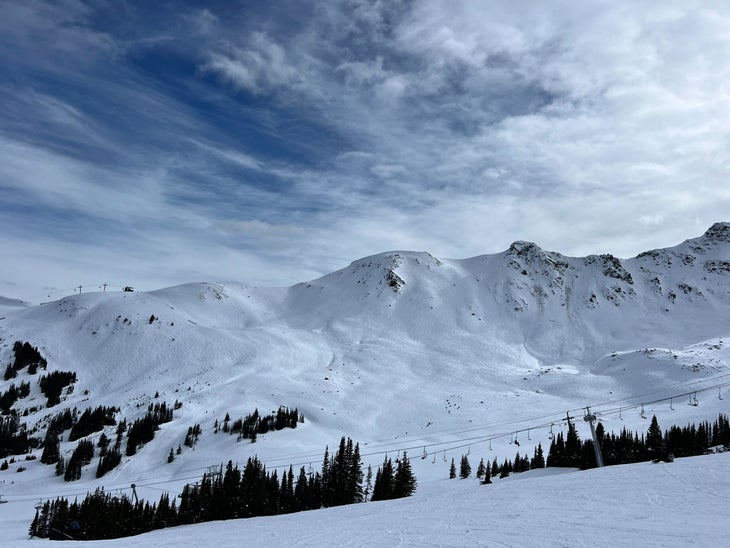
(0, 223, 729, 543)
(5, 453, 730, 547)
(0, 296, 29, 314)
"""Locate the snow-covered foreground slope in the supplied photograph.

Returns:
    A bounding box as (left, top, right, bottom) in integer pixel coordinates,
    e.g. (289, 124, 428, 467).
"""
(6, 452, 730, 548)
(0, 224, 729, 543)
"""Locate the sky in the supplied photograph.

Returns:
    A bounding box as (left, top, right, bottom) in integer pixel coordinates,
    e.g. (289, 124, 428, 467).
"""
(1, 0, 729, 302)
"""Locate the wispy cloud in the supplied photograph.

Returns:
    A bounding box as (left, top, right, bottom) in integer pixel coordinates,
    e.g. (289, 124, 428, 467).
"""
(1, 1, 729, 300)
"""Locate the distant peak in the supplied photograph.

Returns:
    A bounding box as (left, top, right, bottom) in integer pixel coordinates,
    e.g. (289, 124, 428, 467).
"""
(508, 241, 541, 254)
(703, 222, 730, 242)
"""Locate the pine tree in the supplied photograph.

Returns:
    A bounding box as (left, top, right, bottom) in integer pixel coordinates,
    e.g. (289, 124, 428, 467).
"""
(364, 464, 373, 501)
(565, 419, 582, 467)
(449, 457, 456, 479)
(40, 431, 61, 464)
(294, 467, 308, 511)
(646, 415, 664, 459)
(482, 461, 492, 484)
(476, 458, 485, 480)
(371, 456, 395, 501)
(320, 446, 330, 503)
(459, 455, 471, 478)
(500, 458, 510, 478)
(393, 452, 416, 497)
(531, 442, 545, 468)
(348, 442, 364, 503)
(167, 448, 175, 463)
(97, 432, 110, 457)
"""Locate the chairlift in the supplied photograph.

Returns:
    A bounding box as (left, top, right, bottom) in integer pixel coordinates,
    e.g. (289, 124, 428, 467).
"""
(443, 450, 447, 462)
(527, 428, 531, 441)
(421, 447, 428, 460)
(719, 387, 724, 401)
(619, 407, 623, 421)
(432, 452, 436, 464)
(0, 494, 7, 504)
(548, 423, 554, 440)
(489, 439, 493, 451)
(307, 462, 314, 475)
(640, 404, 647, 419)
(514, 432, 520, 447)
(508, 433, 513, 445)
(689, 392, 698, 407)
(669, 397, 674, 410)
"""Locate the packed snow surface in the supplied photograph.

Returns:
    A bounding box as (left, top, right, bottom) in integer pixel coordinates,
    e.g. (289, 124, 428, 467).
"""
(4, 453, 730, 547)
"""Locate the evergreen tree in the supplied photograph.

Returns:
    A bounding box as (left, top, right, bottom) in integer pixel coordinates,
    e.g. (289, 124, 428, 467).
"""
(500, 458, 510, 478)
(320, 446, 331, 506)
(40, 431, 61, 465)
(294, 467, 308, 511)
(482, 461, 492, 484)
(449, 457, 456, 479)
(531, 443, 545, 468)
(371, 456, 395, 501)
(364, 464, 373, 501)
(348, 441, 364, 503)
(97, 433, 110, 457)
(646, 415, 664, 458)
(393, 452, 417, 497)
(564, 419, 582, 467)
(459, 454, 471, 478)
(476, 458, 485, 480)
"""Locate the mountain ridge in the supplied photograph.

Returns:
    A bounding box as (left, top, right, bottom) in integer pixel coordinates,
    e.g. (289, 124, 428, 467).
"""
(0, 223, 728, 515)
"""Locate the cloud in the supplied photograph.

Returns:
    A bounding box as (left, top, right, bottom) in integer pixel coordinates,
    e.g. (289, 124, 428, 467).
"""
(204, 32, 308, 96)
(1, 0, 729, 300)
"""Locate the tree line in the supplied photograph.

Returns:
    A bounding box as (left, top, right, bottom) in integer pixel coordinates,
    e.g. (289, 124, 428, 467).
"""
(3, 340, 47, 380)
(448, 413, 730, 480)
(547, 413, 729, 469)
(215, 406, 303, 442)
(28, 436, 417, 540)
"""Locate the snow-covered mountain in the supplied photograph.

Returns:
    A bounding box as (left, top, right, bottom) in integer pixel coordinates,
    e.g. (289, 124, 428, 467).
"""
(0, 223, 728, 543)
